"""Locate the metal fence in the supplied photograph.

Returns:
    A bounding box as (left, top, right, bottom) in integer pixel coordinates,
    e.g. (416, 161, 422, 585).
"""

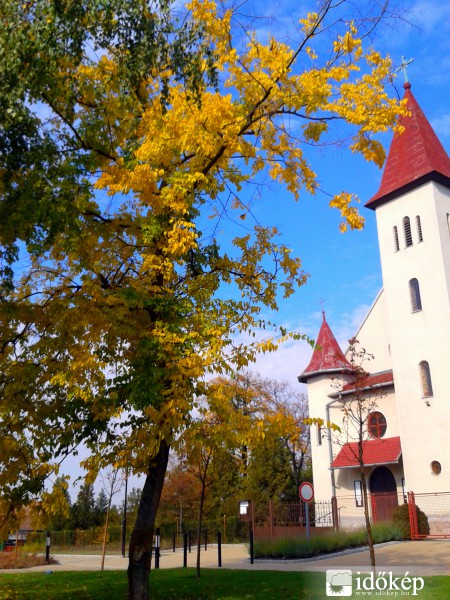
(250, 499, 335, 540)
(408, 491, 450, 539)
(21, 515, 243, 553)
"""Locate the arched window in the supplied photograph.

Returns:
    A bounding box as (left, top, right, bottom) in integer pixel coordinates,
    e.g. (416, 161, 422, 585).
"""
(416, 216, 423, 242)
(419, 361, 433, 397)
(367, 412, 387, 438)
(393, 226, 399, 251)
(409, 278, 422, 312)
(403, 216, 413, 247)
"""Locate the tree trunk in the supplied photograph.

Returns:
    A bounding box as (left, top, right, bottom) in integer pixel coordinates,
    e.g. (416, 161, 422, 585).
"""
(196, 477, 207, 578)
(360, 468, 376, 570)
(100, 506, 110, 571)
(127, 439, 170, 600)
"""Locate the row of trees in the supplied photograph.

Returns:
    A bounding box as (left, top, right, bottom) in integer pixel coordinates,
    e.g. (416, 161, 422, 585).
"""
(160, 374, 311, 529)
(0, 0, 407, 597)
(38, 374, 311, 535)
(37, 481, 117, 532)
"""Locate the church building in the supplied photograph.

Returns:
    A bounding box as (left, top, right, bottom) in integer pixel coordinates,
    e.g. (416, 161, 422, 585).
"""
(299, 81, 450, 533)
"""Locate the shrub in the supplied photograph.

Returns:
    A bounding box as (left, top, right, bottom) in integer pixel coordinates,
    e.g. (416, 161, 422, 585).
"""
(253, 522, 403, 559)
(0, 551, 58, 570)
(392, 503, 430, 539)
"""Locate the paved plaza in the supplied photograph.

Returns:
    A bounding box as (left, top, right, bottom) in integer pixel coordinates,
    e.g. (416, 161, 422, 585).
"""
(3, 540, 450, 576)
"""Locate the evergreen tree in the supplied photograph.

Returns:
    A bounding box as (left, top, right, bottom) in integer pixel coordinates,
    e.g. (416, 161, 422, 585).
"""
(119, 487, 143, 525)
(95, 489, 109, 526)
(71, 484, 96, 530)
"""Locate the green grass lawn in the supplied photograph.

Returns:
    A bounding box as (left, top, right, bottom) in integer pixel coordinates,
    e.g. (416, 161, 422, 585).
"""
(0, 569, 447, 599)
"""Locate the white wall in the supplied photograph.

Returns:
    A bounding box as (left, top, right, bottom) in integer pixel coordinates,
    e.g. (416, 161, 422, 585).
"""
(375, 181, 450, 494)
(347, 290, 392, 374)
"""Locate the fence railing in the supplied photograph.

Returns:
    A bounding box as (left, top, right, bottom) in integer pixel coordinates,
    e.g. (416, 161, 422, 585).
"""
(21, 515, 244, 553)
(408, 491, 450, 539)
(251, 499, 336, 539)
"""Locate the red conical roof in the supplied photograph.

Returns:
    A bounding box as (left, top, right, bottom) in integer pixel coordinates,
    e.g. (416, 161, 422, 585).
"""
(366, 82, 450, 210)
(298, 313, 354, 383)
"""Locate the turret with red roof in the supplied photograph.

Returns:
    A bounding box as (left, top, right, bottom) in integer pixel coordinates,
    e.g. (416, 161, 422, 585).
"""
(298, 312, 354, 383)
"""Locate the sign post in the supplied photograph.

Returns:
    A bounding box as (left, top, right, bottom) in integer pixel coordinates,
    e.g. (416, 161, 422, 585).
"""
(299, 482, 314, 544)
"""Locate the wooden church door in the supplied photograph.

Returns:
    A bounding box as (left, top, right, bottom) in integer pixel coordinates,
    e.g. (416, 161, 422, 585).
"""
(370, 466, 399, 522)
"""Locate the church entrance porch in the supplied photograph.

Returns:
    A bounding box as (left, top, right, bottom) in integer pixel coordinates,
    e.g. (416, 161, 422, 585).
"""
(370, 466, 399, 522)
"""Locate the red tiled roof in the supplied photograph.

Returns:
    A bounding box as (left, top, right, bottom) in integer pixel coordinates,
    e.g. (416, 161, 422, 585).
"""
(366, 82, 450, 210)
(298, 313, 354, 383)
(330, 370, 394, 397)
(331, 436, 401, 469)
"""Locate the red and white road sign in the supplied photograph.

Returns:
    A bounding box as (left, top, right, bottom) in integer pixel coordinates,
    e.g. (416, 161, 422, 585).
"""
(299, 482, 314, 503)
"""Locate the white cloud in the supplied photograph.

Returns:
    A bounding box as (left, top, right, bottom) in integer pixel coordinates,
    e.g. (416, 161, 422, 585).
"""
(250, 336, 310, 392)
(335, 303, 373, 350)
(408, 0, 450, 32)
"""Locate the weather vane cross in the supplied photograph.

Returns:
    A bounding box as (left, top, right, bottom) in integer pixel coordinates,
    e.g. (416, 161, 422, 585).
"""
(396, 56, 414, 83)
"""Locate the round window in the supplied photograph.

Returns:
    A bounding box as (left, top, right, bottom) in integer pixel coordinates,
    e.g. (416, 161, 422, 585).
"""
(367, 412, 387, 438)
(431, 461, 442, 475)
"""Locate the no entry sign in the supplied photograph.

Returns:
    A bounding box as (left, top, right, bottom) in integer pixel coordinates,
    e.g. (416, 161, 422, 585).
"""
(299, 482, 314, 503)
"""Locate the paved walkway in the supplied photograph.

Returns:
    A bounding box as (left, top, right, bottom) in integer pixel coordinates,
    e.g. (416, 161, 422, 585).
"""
(3, 541, 450, 576)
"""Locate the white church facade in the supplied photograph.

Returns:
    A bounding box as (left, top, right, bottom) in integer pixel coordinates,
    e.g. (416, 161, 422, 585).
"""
(299, 82, 450, 533)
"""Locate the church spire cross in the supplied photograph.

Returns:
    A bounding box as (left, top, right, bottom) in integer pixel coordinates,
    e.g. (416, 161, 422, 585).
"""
(396, 56, 414, 83)
(319, 298, 326, 319)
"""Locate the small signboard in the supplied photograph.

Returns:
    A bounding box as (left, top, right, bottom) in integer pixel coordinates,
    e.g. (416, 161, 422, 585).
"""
(239, 500, 249, 515)
(239, 500, 251, 522)
(299, 482, 314, 503)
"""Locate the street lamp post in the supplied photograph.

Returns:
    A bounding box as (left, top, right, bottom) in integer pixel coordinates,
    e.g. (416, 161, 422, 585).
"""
(121, 466, 129, 558)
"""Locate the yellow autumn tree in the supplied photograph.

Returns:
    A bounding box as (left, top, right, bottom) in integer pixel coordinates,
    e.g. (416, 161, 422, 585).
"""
(0, 1, 407, 598)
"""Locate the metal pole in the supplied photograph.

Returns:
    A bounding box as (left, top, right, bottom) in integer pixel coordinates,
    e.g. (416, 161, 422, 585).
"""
(223, 514, 226, 543)
(172, 530, 176, 552)
(217, 531, 222, 567)
(183, 532, 188, 567)
(45, 531, 51, 563)
(121, 467, 129, 558)
(305, 502, 310, 544)
(249, 529, 254, 564)
(251, 501, 255, 538)
(154, 527, 160, 569)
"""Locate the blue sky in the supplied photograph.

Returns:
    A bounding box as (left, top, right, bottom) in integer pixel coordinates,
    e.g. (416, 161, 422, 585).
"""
(62, 0, 450, 495)
(245, 0, 450, 388)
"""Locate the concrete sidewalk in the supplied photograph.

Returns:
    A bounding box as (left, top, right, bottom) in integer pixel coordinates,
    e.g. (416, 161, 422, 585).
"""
(3, 540, 450, 576)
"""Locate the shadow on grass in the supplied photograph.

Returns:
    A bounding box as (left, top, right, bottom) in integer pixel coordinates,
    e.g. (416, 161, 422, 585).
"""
(0, 568, 322, 599)
(0, 568, 447, 599)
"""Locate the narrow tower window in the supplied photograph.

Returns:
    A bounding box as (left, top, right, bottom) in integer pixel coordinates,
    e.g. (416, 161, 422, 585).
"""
(416, 216, 423, 242)
(409, 278, 422, 312)
(419, 361, 433, 397)
(403, 216, 413, 247)
(354, 481, 363, 507)
(393, 226, 399, 251)
(317, 423, 323, 446)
